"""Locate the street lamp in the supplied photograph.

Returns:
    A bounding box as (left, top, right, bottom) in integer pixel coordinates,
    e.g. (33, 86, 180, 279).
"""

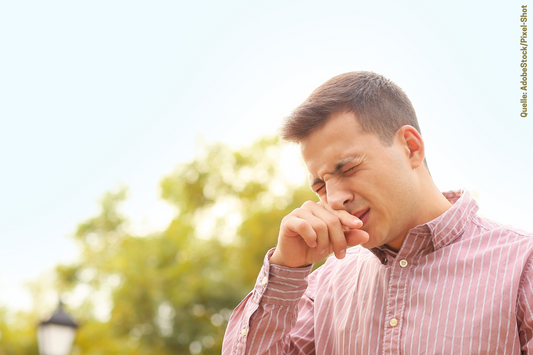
(38, 301, 79, 355)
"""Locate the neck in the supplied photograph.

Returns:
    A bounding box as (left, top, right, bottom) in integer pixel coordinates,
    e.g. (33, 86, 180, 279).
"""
(415, 171, 453, 226)
(385, 169, 453, 252)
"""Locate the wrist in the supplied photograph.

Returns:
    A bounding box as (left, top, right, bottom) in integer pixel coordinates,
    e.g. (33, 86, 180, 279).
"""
(269, 249, 312, 268)
(269, 249, 288, 266)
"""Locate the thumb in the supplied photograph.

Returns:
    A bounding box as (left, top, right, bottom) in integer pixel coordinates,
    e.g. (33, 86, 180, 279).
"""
(344, 229, 369, 247)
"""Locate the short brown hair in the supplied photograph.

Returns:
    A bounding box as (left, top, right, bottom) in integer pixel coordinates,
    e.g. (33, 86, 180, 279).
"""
(280, 71, 420, 145)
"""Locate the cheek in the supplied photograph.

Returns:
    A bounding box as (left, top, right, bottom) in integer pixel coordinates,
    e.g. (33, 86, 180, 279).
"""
(381, 158, 414, 192)
(367, 174, 409, 217)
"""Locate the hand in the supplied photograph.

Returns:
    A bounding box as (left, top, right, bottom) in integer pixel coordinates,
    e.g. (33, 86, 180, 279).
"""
(269, 200, 369, 268)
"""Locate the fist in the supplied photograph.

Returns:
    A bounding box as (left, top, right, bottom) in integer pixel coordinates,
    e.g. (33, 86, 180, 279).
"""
(269, 201, 369, 268)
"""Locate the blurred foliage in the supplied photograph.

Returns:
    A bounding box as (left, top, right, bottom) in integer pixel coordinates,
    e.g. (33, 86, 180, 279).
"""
(0, 308, 38, 355)
(0, 136, 318, 354)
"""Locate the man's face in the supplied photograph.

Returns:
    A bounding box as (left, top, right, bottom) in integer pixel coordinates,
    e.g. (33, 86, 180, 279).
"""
(300, 111, 418, 251)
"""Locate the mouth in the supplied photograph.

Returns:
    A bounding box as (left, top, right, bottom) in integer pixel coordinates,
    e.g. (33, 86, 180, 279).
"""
(354, 208, 370, 226)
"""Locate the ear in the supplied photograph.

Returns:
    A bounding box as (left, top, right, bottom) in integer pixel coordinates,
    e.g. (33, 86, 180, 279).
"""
(396, 125, 425, 169)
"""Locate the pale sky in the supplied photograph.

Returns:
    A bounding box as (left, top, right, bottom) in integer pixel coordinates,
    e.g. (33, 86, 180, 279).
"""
(1, 0, 532, 311)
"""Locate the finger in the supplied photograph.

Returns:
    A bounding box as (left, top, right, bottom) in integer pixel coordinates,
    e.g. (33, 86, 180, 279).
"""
(282, 214, 318, 247)
(306, 216, 329, 255)
(316, 201, 362, 229)
(344, 229, 369, 247)
(292, 209, 332, 253)
(309, 205, 348, 259)
(332, 208, 363, 229)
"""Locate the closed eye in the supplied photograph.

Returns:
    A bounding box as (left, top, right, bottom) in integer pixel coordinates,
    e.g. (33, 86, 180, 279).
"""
(343, 165, 357, 174)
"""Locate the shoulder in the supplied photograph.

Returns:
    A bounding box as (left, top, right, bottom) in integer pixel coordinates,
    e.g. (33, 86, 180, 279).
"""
(469, 215, 533, 272)
(471, 214, 533, 239)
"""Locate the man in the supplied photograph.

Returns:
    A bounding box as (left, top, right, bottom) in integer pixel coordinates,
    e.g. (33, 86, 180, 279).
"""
(222, 72, 533, 354)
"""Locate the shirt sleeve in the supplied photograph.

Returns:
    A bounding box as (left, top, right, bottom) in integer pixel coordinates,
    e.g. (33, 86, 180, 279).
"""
(222, 248, 316, 355)
(517, 255, 533, 354)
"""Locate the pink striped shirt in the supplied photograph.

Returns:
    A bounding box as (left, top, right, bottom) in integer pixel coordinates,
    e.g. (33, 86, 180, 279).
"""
(222, 191, 533, 354)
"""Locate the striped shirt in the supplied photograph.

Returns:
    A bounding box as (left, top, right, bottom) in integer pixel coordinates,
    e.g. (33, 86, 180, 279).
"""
(222, 190, 533, 354)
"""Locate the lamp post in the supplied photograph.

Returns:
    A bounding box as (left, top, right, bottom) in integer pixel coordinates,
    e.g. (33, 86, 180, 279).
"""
(38, 301, 79, 355)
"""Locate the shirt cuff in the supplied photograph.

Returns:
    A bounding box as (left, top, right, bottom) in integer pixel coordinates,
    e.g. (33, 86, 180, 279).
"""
(255, 248, 313, 306)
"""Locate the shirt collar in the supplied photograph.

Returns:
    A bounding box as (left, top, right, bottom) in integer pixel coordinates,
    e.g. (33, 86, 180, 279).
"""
(426, 190, 479, 250)
(370, 190, 479, 263)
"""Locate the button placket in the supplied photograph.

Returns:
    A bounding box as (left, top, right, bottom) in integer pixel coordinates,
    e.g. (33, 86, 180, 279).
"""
(382, 248, 416, 354)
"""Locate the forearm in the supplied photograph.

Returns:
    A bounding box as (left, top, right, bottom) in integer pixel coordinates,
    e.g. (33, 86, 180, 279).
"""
(222, 249, 314, 355)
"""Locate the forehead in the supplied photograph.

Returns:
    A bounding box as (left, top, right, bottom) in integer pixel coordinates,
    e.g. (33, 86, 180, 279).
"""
(299, 112, 376, 175)
(299, 111, 361, 151)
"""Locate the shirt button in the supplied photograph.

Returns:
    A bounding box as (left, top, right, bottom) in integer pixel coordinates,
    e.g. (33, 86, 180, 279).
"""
(399, 259, 408, 268)
(262, 276, 268, 285)
(389, 318, 398, 327)
(241, 329, 247, 336)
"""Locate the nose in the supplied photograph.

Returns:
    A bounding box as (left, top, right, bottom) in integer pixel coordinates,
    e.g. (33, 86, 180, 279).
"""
(326, 180, 352, 210)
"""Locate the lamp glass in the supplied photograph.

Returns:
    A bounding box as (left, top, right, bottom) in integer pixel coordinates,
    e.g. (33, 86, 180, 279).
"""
(38, 323, 76, 355)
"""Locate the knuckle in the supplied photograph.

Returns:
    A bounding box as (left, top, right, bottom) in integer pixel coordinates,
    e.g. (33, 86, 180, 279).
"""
(314, 220, 327, 233)
(281, 214, 296, 226)
(296, 219, 309, 230)
(302, 200, 316, 208)
(316, 200, 327, 208)
(293, 207, 303, 213)
(336, 238, 347, 246)
(287, 208, 302, 218)
(325, 215, 340, 227)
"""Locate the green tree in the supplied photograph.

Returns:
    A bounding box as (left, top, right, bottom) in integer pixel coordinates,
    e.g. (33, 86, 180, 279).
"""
(0, 308, 38, 355)
(1, 136, 317, 354)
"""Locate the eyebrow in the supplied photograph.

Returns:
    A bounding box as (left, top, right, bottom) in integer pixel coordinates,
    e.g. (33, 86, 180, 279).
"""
(309, 157, 360, 188)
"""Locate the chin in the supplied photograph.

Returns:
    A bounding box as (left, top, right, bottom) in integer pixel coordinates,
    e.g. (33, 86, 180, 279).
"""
(358, 228, 377, 249)
(359, 239, 378, 250)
